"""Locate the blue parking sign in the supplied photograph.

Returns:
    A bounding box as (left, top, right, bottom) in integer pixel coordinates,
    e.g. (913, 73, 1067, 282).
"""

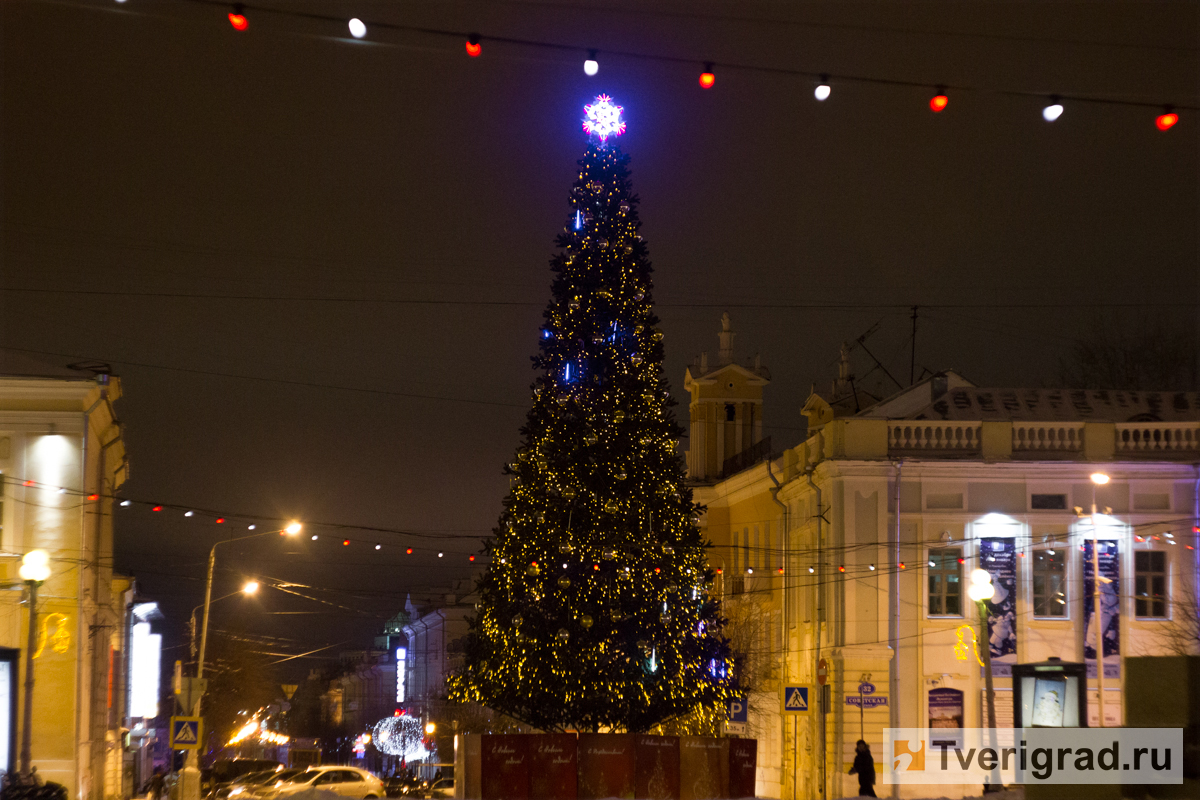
(727, 696, 748, 723)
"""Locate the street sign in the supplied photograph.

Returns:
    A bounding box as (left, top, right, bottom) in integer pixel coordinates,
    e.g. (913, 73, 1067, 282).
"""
(846, 695, 888, 708)
(817, 658, 828, 685)
(859, 682, 876, 695)
(174, 677, 207, 714)
(169, 716, 202, 750)
(728, 696, 748, 724)
(782, 685, 810, 714)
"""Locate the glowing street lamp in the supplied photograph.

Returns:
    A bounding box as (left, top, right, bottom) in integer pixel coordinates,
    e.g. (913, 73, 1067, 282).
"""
(969, 568, 999, 736)
(18, 550, 52, 779)
(182, 523, 303, 800)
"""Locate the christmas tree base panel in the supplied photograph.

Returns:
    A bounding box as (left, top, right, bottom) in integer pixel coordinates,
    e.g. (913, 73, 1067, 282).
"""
(454, 733, 757, 800)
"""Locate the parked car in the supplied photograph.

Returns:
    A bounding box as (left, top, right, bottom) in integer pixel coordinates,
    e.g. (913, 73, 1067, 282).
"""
(422, 779, 453, 800)
(207, 760, 285, 797)
(225, 769, 304, 799)
(259, 767, 384, 800)
(381, 776, 422, 798)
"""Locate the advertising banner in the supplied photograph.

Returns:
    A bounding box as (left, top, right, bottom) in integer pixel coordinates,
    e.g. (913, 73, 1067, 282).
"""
(578, 733, 635, 799)
(634, 735, 679, 800)
(678, 737, 727, 800)
(928, 688, 963, 750)
(481, 734, 530, 800)
(727, 738, 757, 800)
(980, 538, 1017, 677)
(530, 734, 578, 800)
(1083, 540, 1120, 679)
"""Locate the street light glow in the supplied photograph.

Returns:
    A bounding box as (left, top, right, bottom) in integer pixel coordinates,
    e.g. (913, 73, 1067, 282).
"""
(285, 521, 303, 535)
(967, 568, 995, 602)
(19, 549, 51, 583)
(1090, 472, 1110, 485)
(424, 722, 436, 735)
(243, 580, 260, 595)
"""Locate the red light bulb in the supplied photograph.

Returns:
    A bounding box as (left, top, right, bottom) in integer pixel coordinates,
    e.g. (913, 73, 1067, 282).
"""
(343, 539, 350, 546)
(216, 517, 225, 524)
(699, 65, 715, 89)
(406, 548, 413, 555)
(930, 94, 949, 113)
(469, 555, 476, 562)
(152, 505, 162, 512)
(465, 34, 481, 58)
(1157, 111, 1178, 131)
(88, 493, 100, 501)
(838, 565, 846, 573)
(228, 5, 248, 30)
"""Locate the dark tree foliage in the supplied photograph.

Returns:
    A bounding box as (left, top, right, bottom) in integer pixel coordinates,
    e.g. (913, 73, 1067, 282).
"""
(448, 124, 734, 733)
(1059, 314, 1198, 392)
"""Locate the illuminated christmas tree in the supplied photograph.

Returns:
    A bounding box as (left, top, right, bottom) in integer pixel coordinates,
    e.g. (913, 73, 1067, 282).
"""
(448, 96, 735, 733)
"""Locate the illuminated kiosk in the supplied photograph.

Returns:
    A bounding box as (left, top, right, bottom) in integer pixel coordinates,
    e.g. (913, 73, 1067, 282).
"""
(1011, 657, 1088, 729)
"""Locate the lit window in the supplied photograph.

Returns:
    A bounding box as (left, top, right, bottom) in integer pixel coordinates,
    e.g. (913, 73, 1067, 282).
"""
(1032, 549, 1066, 616)
(928, 548, 962, 616)
(1134, 551, 1167, 618)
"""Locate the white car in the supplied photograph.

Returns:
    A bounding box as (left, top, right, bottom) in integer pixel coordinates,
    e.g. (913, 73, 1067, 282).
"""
(260, 767, 384, 800)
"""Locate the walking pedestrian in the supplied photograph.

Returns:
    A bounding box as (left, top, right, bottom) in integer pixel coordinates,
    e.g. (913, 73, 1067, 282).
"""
(148, 768, 165, 800)
(848, 739, 877, 797)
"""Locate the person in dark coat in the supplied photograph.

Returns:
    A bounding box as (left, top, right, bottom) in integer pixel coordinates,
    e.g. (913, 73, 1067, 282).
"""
(848, 739, 877, 797)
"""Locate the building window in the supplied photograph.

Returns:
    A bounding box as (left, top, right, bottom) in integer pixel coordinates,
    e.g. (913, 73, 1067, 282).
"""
(1031, 493, 1067, 510)
(1032, 549, 1066, 616)
(725, 403, 736, 422)
(928, 548, 962, 616)
(1134, 551, 1167, 618)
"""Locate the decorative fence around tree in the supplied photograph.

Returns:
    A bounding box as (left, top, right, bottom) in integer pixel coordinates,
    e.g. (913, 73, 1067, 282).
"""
(454, 733, 757, 800)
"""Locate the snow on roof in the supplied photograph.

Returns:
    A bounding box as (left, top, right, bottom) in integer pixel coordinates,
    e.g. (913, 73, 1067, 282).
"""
(898, 388, 1200, 423)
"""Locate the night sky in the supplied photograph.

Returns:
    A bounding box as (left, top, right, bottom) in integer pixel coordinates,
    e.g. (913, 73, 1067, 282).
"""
(2, 0, 1196, 676)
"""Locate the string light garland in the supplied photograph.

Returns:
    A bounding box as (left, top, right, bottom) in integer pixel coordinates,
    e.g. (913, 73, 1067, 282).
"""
(76, 0, 1188, 130)
(227, 3, 247, 31)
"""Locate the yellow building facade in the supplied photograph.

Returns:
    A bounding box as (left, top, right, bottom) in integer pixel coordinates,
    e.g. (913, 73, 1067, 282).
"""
(688, 333, 1200, 799)
(0, 358, 130, 800)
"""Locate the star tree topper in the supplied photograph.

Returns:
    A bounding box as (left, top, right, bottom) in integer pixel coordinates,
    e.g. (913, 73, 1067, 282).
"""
(582, 94, 626, 142)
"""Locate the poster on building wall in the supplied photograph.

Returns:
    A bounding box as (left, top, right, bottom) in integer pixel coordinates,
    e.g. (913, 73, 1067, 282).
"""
(1083, 540, 1120, 679)
(981, 538, 1017, 677)
(928, 688, 963, 750)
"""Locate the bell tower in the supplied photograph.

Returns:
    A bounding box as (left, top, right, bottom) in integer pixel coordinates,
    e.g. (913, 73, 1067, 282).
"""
(684, 313, 771, 481)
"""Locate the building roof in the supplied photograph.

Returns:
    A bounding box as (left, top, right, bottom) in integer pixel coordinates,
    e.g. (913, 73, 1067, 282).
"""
(876, 387, 1200, 423)
(0, 351, 107, 381)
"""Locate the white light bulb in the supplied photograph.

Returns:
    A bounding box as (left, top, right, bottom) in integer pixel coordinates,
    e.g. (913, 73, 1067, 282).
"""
(814, 84, 831, 101)
(584, 59, 599, 77)
(348, 18, 366, 39)
(248, 524, 256, 530)
(120, 500, 131, 507)
(185, 510, 194, 517)
(970, 568, 992, 586)
(1043, 103, 1064, 122)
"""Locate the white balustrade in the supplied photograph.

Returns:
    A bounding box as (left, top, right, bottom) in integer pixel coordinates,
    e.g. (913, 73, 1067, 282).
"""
(1115, 422, 1200, 453)
(888, 423, 981, 451)
(1012, 423, 1084, 452)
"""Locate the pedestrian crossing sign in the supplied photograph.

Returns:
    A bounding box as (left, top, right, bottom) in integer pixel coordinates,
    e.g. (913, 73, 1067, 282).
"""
(782, 685, 810, 714)
(170, 716, 202, 750)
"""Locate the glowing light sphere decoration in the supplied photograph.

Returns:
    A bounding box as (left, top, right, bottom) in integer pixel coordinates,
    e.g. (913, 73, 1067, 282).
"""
(371, 715, 426, 760)
(582, 94, 626, 142)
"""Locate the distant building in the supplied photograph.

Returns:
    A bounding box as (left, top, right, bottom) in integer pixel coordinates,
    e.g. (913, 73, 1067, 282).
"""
(400, 582, 476, 768)
(0, 356, 131, 800)
(688, 328, 1200, 799)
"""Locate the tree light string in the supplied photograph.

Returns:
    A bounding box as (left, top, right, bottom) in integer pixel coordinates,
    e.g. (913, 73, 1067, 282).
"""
(74, 0, 1195, 123)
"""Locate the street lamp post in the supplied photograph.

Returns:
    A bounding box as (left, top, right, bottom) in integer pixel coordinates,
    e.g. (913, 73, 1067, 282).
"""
(18, 549, 51, 781)
(180, 523, 301, 800)
(1090, 472, 1110, 728)
(968, 568, 997, 793)
(189, 581, 260, 663)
